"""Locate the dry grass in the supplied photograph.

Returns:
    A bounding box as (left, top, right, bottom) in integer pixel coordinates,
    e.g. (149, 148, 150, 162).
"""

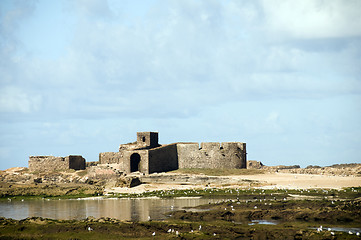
(170, 168, 265, 176)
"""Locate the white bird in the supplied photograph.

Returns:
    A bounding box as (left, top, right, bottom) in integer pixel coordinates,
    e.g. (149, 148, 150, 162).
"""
(199, 225, 202, 231)
(87, 227, 93, 231)
(348, 231, 353, 235)
(213, 233, 216, 236)
(356, 232, 360, 236)
(327, 228, 331, 231)
(176, 231, 179, 235)
(148, 216, 151, 220)
(190, 230, 194, 233)
(152, 232, 155, 236)
(331, 232, 335, 236)
(167, 229, 172, 233)
(254, 206, 257, 209)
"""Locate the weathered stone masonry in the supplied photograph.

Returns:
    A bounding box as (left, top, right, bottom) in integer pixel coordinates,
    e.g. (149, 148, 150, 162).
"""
(28, 155, 85, 172)
(99, 132, 247, 174)
(29, 132, 247, 174)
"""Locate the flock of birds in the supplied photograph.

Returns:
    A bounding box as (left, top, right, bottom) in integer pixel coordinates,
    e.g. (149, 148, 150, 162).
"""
(316, 225, 360, 236)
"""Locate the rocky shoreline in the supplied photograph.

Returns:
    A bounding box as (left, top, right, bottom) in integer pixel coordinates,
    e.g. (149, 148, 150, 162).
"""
(1, 163, 360, 198)
(1, 188, 360, 239)
(1, 164, 360, 239)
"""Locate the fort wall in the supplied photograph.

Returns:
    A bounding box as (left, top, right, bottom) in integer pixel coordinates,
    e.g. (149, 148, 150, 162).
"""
(99, 152, 123, 164)
(28, 155, 85, 172)
(177, 142, 246, 169)
(122, 150, 149, 174)
(148, 144, 178, 174)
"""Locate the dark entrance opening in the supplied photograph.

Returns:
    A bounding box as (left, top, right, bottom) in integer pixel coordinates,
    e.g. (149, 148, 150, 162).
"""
(130, 153, 141, 172)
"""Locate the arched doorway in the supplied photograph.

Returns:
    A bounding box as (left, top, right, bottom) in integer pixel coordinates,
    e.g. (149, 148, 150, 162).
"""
(130, 153, 141, 172)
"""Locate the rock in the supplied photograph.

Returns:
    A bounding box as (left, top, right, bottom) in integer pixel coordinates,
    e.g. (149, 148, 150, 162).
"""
(34, 178, 42, 184)
(247, 161, 264, 169)
(127, 177, 141, 188)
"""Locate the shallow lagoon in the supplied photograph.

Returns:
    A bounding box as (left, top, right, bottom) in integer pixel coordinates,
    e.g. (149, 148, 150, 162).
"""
(0, 197, 221, 221)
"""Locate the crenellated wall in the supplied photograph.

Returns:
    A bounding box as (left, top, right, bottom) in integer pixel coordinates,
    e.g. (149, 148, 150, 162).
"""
(30, 132, 247, 174)
(177, 142, 246, 169)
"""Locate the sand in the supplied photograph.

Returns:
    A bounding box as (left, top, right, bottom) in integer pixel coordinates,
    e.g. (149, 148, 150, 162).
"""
(106, 172, 361, 194)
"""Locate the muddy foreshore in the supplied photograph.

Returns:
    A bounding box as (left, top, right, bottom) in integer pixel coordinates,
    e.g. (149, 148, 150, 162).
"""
(1, 166, 361, 239)
(1, 187, 361, 239)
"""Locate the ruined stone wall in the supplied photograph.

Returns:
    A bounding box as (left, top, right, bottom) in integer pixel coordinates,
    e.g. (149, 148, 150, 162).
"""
(121, 150, 149, 174)
(148, 144, 178, 174)
(68, 155, 86, 170)
(177, 142, 246, 169)
(99, 152, 123, 164)
(29, 155, 86, 172)
(29, 156, 69, 172)
(137, 132, 159, 148)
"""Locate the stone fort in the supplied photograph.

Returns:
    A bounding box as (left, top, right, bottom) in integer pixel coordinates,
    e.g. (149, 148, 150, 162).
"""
(29, 132, 247, 173)
(99, 132, 247, 174)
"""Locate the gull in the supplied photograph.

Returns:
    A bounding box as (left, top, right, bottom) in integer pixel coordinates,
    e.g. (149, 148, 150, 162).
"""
(199, 225, 202, 231)
(331, 232, 335, 236)
(348, 231, 353, 235)
(88, 227, 93, 231)
(167, 229, 172, 233)
(152, 232, 155, 236)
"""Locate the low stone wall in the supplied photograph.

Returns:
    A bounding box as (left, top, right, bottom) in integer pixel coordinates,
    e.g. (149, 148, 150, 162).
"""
(28, 155, 85, 172)
(29, 156, 69, 172)
(140, 173, 256, 186)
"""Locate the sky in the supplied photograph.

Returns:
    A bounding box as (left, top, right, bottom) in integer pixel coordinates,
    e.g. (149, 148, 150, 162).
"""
(0, 0, 360, 170)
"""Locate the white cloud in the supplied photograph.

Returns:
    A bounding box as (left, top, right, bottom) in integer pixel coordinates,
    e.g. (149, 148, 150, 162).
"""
(0, 86, 42, 113)
(261, 0, 361, 39)
(1, 0, 360, 121)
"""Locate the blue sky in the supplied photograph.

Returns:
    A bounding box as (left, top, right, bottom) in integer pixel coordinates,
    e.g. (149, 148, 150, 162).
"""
(0, 0, 360, 170)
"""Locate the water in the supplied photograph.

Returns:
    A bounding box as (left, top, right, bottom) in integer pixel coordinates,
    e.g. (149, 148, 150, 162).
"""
(249, 220, 278, 225)
(0, 197, 220, 221)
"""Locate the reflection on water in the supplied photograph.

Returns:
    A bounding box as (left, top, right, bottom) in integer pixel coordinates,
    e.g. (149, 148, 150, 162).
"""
(249, 220, 278, 225)
(0, 197, 220, 221)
